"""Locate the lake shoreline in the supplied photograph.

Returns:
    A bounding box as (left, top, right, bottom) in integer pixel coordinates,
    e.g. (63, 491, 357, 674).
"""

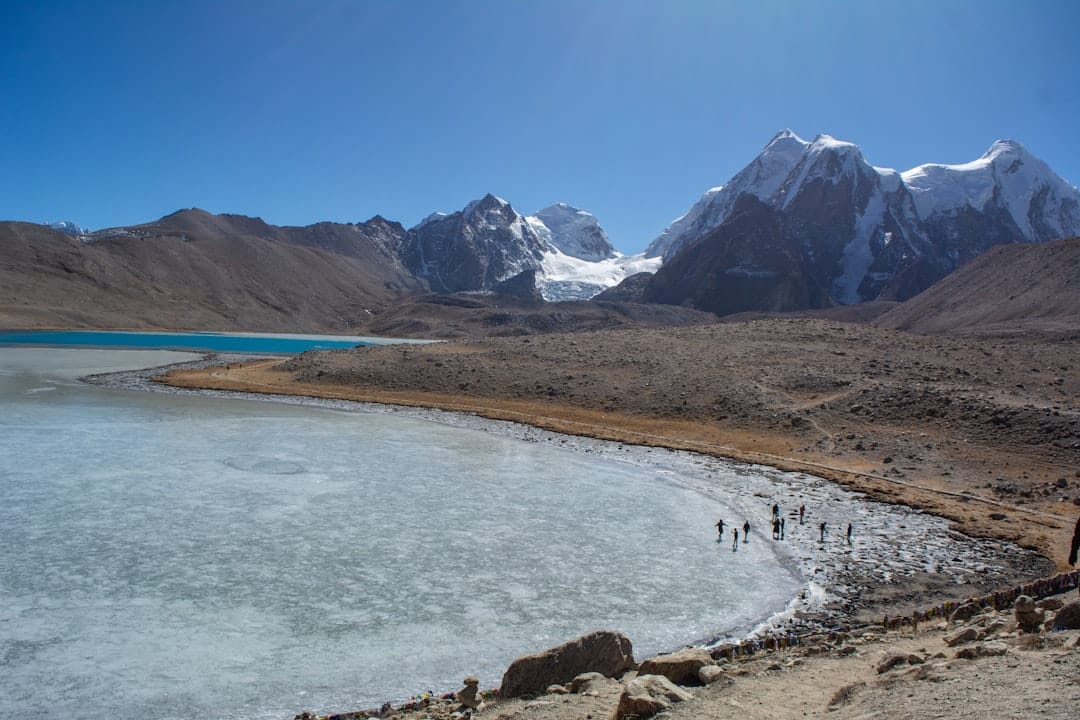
(98, 356, 1054, 632)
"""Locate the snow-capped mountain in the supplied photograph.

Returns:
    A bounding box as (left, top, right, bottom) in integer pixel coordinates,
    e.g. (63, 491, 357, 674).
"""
(526, 203, 617, 262)
(399, 194, 549, 294)
(525, 202, 658, 301)
(647, 130, 1080, 305)
(47, 221, 86, 236)
(401, 195, 658, 300)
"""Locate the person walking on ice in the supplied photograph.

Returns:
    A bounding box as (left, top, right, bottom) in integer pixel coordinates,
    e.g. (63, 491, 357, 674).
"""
(715, 518, 724, 541)
(799, 505, 805, 525)
(846, 523, 853, 546)
(732, 528, 739, 551)
(743, 520, 750, 543)
(819, 521, 827, 543)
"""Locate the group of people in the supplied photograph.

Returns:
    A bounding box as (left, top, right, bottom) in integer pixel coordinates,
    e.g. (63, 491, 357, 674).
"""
(715, 502, 853, 551)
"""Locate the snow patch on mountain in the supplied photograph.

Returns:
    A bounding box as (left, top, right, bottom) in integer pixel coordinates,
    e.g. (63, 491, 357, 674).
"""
(900, 139, 1079, 240)
(47, 221, 86, 236)
(528, 203, 616, 262)
(833, 193, 886, 304)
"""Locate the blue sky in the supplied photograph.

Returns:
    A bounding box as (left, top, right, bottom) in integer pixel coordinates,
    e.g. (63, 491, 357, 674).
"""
(2, 0, 1077, 253)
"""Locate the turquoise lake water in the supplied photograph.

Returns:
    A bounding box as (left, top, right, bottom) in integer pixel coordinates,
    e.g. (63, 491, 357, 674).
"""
(0, 329, 431, 354)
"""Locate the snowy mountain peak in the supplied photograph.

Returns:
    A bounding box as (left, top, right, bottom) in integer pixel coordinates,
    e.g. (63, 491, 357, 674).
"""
(413, 211, 448, 230)
(399, 194, 548, 294)
(649, 131, 1080, 307)
(463, 193, 510, 217)
(529, 203, 616, 262)
(983, 138, 1029, 161)
(46, 221, 85, 236)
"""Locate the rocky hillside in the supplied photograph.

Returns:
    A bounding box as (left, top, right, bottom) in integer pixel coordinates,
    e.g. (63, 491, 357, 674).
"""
(0, 212, 423, 332)
(875, 236, 1080, 337)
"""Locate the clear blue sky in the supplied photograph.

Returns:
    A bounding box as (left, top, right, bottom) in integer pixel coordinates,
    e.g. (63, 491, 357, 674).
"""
(2, 0, 1077, 253)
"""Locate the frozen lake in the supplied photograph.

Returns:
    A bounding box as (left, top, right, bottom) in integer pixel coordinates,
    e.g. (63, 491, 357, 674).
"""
(0, 348, 803, 719)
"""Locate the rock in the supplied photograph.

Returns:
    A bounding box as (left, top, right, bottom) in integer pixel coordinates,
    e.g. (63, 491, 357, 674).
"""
(978, 621, 1007, 640)
(876, 652, 909, 674)
(1014, 595, 1045, 633)
(955, 643, 1008, 660)
(1051, 601, 1080, 630)
(569, 672, 611, 694)
(1037, 597, 1065, 612)
(697, 665, 732, 686)
(498, 630, 635, 698)
(637, 647, 715, 686)
(456, 676, 481, 710)
(945, 627, 979, 647)
(546, 684, 568, 695)
(949, 601, 983, 624)
(612, 675, 694, 720)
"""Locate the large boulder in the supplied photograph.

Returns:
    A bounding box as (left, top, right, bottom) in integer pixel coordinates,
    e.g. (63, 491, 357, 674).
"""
(612, 675, 694, 720)
(637, 648, 715, 686)
(1014, 595, 1044, 633)
(1051, 601, 1080, 630)
(499, 630, 635, 698)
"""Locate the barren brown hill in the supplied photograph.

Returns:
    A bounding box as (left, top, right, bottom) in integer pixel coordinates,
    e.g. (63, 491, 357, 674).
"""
(0, 212, 423, 332)
(875, 237, 1080, 338)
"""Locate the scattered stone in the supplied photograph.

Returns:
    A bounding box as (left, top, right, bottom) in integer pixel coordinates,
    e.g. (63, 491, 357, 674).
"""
(697, 665, 732, 686)
(949, 601, 983, 624)
(456, 676, 482, 710)
(877, 651, 910, 674)
(499, 630, 635, 698)
(569, 672, 610, 694)
(1051, 601, 1080, 630)
(637, 647, 714, 686)
(1037, 597, 1065, 612)
(612, 675, 694, 720)
(978, 621, 1007, 640)
(955, 642, 1008, 660)
(827, 682, 866, 709)
(945, 627, 979, 647)
(1014, 595, 1045, 633)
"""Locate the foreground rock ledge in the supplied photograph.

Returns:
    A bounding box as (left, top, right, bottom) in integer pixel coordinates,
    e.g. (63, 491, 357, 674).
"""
(498, 630, 635, 698)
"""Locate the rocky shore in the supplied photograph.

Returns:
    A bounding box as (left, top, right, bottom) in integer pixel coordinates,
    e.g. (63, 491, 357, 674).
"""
(299, 579, 1080, 720)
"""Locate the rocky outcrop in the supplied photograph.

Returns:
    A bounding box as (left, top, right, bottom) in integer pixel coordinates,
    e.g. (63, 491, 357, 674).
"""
(612, 675, 693, 720)
(1014, 595, 1045, 633)
(642, 194, 835, 317)
(498, 630, 635, 699)
(492, 269, 545, 304)
(400, 194, 548, 293)
(636, 647, 715, 686)
(945, 627, 978, 646)
(1051, 601, 1080, 630)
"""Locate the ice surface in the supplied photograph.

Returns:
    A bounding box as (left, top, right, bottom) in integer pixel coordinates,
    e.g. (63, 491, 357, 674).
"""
(0, 350, 797, 719)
